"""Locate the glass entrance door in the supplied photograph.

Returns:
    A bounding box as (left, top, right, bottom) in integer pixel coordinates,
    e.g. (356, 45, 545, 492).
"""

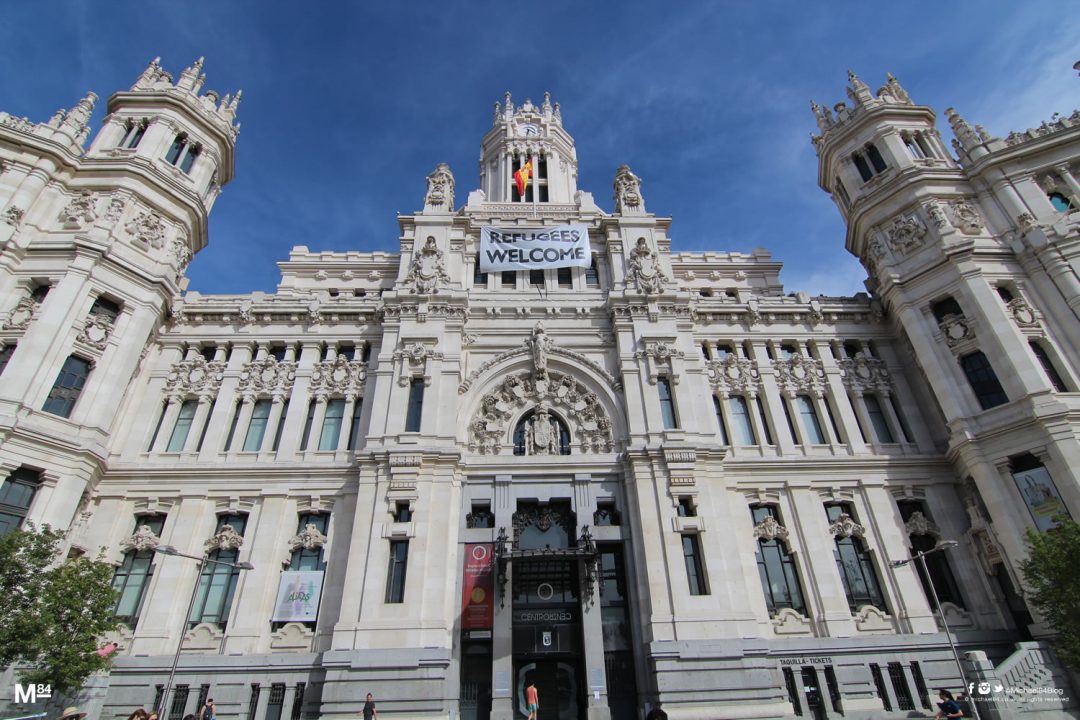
(515, 659, 582, 720)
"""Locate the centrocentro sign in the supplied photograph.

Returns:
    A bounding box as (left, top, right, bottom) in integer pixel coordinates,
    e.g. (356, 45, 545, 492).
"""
(479, 224, 591, 271)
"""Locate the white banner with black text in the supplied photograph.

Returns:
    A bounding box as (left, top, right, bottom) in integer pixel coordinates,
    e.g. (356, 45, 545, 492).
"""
(479, 224, 591, 271)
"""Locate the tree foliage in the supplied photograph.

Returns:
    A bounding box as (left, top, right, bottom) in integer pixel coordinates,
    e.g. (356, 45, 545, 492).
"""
(0, 524, 119, 694)
(1020, 518, 1080, 671)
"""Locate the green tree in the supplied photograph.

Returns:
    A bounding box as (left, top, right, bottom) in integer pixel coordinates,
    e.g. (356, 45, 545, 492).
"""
(1020, 518, 1080, 671)
(0, 524, 119, 694)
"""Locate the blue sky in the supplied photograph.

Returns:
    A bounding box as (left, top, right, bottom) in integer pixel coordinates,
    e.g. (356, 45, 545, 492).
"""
(1, 2, 1077, 296)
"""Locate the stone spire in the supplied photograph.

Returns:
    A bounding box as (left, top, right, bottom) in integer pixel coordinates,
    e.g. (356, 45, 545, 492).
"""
(945, 107, 981, 153)
(846, 70, 874, 107)
(177, 57, 205, 91)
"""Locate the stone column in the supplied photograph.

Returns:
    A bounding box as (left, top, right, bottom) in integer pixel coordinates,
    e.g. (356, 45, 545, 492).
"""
(490, 474, 515, 720)
(225, 495, 290, 654)
(198, 343, 253, 459)
(788, 488, 854, 636)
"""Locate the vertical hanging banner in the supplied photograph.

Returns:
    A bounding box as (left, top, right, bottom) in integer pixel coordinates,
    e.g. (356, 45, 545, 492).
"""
(479, 224, 591, 271)
(272, 570, 324, 622)
(1012, 465, 1071, 532)
(461, 543, 495, 630)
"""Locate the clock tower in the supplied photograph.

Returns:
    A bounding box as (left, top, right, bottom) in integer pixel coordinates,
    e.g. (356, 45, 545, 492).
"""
(478, 92, 579, 204)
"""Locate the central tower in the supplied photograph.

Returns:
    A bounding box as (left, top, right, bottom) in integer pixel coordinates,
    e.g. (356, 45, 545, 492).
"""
(479, 93, 579, 204)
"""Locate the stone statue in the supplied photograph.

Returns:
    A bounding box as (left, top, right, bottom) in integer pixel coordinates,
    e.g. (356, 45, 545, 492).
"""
(424, 163, 455, 212)
(613, 165, 644, 214)
(526, 322, 553, 377)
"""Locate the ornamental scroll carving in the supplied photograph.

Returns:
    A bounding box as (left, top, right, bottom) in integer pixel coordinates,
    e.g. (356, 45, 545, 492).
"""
(705, 355, 761, 398)
(424, 163, 455, 211)
(627, 237, 667, 295)
(636, 340, 684, 385)
(3, 295, 39, 330)
(469, 370, 613, 455)
(125, 210, 167, 249)
(613, 164, 644, 214)
(310, 355, 367, 399)
(237, 357, 297, 398)
(204, 525, 244, 554)
(939, 314, 974, 348)
(752, 515, 790, 544)
(1007, 298, 1040, 329)
(904, 511, 940, 538)
(838, 355, 892, 396)
(288, 523, 328, 554)
(120, 524, 161, 553)
(459, 345, 621, 394)
(405, 236, 450, 295)
(165, 356, 226, 400)
(394, 341, 443, 387)
(828, 513, 865, 539)
(511, 504, 575, 546)
(774, 355, 827, 399)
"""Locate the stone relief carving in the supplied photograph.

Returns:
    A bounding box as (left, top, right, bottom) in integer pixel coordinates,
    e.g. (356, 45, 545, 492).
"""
(752, 515, 790, 544)
(525, 322, 554, 378)
(939, 314, 974, 348)
(287, 523, 328, 555)
(204, 525, 244, 554)
(469, 370, 613, 454)
(405, 236, 450, 294)
(58, 191, 96, 229)
(237, 356, 297, 397)
(76, 314, 114, 350)
(424, 163, 455, 211)
(884, 214, 927, 255)
(394, 341, 443, 387)
(125, 210, 167, 249)
(613, 165, 644, 214)
(774, 355, 827, 398)
(1007, 298, 1040, 329)
(169, 235, 192, 272)
(459, 344, 621, 394)
(523, 402, 561, 455)
(903, 511, 941, 538)
(3, 205, 25, 227)
(704, 355, 761, 398)
(924, 200, 949, 229)
(3, 295, 39, 330)
(120, 524, 161, 553)
(310, 354, 367, 399)
(828, 513, 865, 539)
(837, 355, 892, 396)
(165, 356, 226, 399)
(105, 195, 126, 222)
(626, 237, 667, 295)
(948, 199, 983, 235)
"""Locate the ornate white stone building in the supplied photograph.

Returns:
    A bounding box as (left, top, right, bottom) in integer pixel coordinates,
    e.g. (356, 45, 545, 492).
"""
(1, 58, 1079, 720)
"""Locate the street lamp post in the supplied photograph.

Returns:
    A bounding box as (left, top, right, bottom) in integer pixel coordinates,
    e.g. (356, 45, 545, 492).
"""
(891, 539, 981, 720)
(154, 545, 253, 720)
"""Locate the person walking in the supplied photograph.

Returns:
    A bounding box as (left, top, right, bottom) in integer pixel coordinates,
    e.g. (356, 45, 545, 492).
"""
(362, 692, 377, 720)
(645, 700, 669, 720)
(125, 709, 148, 720)
(525, 682, 539, 720)
(198, 698, 216, 720)
(934, 688, 963, 719)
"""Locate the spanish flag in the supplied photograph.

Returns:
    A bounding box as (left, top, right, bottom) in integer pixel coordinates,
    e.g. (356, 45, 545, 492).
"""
(514, 159, 533, 197)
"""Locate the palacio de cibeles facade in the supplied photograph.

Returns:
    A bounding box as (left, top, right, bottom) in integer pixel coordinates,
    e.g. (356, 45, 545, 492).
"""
(1, 57, 1079, 720)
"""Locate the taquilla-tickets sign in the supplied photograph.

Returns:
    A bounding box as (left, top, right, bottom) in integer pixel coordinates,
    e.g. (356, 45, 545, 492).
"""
(479, 224, 591, 271)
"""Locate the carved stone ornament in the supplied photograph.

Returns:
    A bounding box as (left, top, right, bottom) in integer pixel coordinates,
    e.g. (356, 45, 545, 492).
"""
(310, 354, 367, 398)
(774, 355, 827, 399)
(613, 164, 644, 214)
(904, 511, 941, 538)
(169, 236, 192, 271)
(885, 214, 927, 255)
(1016, 213, 1037, 234)
(637, 340, 683, 364)
(237, 357, 297, 397)
(394, 341, 443, 387)
(828, 513, 865, 539)
(524, 402, 561, 455)
(424, 163, 455, 211)
(58, 191, 96, 228)
(525, 322, 554, 378)
(753, 515, 790, 544)
(204, 525, 244, 554)
(76, 314, 113, 350)
(3, 295, 39, 330)
(924, 201, 949, 229)
(3, 205, 25, 227)
(1007, 298, 1040, 328)
(288, 523, 328, 554)
(405, 236, 451, 294)
(120, 524, 162, 553)
(104, 195, 126, 222)
(837, 355, 892, 395)
(125, 210, 167, 249)
(165, 356, 226, 399)
(938, 314, 973, 348)
(512, 504, 575, 546)
(469, 370, 613, 454)
(705, 355, 761, 398)
(949, 199, 983, 235)
(627, 237, 667, 294)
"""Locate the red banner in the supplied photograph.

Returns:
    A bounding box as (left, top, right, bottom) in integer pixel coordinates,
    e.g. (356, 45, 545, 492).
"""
(461, 543, 495, 630)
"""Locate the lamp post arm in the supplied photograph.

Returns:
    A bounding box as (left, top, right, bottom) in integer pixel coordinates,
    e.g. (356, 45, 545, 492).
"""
(158, 555, 207, 719)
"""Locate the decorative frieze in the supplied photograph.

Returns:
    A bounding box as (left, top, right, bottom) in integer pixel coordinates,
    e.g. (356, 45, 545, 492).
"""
(774, 355, 827, 399)
(705, 355, 761, 398)
(310, 355, 367, 399)
(237, 356, 297, 397)
(165, 356, 226, 399)
(837, 355, 892, 396)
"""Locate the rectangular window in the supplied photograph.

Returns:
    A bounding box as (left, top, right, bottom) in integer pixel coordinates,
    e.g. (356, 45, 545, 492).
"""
(169, 684, 189, 720)
(959, 351, 1008, 409)
(265, 683, 286, 720)
(196, 685, 210, 715)
(751, 505, 806, 616)
(585, 257, 600, 286)
(300, 400, 316, 451)
(247, 685, 261, 720)
(468, 502, 493, 529)
(43, 355, 91, 418)
(405, 379, 424, 432)
(529, 269, 545, 286)
(112, 515, 165, 625)
(166, 400, 198, 452)
(473, 260, 487, 287)
(853, 152, 873, 182)
(826, 503, 886, 612)
(0, 468, 41, 537)
(271, 398, 288, 451)
(888, 395, 912, 443)
(1030, 342, 1069, 392)
(89, 296, 121, 322)
(385, 540, 409, 603)
(243, 399, 272, 451)
(676, 497, 696, 517)
(864, 394, 894, 443)
(0, 343, 15, 376)
(729, 396, 756, 446)
(888, 662, 914, 710)
(189, 514, 247, 629)
(755, 397, 774, 445)
(910, 662, 932, 710)
(783, 667, 803, 717)
(657, 377, 678, 429)
(866, 143, 887, 173)
(712, 395, 728, 444)
(501, 270, 516, 288)
(165, 136, 185, 165)
(319, 399, 345, 450)
(147, 401, 168, 451)
(870, 664, 891, 711)
(557, 267, 572, 288)
(223, 400, 241, 452)
(347, 398, 364, 450)
(291, 683, 306, 720)
(796, 395, 826, 444)
(289, 513, 329, 571)
(682, 534, 708, 596)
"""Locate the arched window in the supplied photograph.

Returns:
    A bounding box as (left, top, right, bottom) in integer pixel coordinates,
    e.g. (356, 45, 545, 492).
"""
(513, 408, 571, 456)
